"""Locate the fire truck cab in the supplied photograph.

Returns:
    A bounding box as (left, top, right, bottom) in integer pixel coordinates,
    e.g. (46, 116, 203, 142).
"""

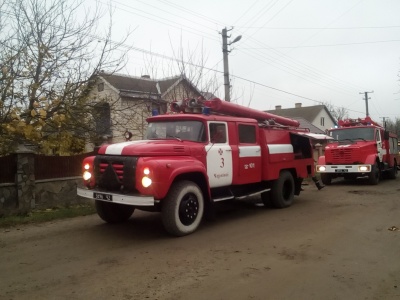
(78, 98, 316, 236)
(316, 117, 399, 185)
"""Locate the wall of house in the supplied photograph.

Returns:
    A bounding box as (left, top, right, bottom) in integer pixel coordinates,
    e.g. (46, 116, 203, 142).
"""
(163, 81, 201, 103)
(112, 100, 149, 142)
(90, 78, 161, 145)
(87, 76, 203, 150)
(311, 110, 336, 132)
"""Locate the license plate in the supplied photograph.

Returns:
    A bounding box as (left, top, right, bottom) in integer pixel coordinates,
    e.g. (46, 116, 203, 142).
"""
(93, 192, 113, 201)
(335, 169, 348, 173)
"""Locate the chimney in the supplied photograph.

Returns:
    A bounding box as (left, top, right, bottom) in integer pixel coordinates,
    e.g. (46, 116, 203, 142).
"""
(141, 75, 150, 79)
(275, 105, 282, 110)
(295, 103, 302, 108)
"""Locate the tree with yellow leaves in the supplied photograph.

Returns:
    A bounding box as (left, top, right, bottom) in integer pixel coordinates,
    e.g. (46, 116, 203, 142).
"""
(0, 0, 131, 155)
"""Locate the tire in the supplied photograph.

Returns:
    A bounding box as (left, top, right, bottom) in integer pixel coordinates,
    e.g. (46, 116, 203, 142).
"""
(271, 171, 294, 209)
(261, 191, 272, 208)
(162, 180, 204, 236)
(387, 163, 398, 180)
(368, 162, 380, 185)
(321, 173, 332, 185)
(95, 201, 135, 223)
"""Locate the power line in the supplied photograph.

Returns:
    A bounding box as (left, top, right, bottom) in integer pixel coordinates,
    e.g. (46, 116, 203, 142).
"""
(99, 0, 369, 97)
(241, 39, 400, 49)
(96, 0, 365, 98)
(0, 2, 375, 116)
(236, 25, 400, 30)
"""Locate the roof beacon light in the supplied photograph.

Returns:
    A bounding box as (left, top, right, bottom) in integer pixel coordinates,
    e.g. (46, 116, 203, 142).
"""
(170, 101, 183, 113)
(202, 107, 210, 115)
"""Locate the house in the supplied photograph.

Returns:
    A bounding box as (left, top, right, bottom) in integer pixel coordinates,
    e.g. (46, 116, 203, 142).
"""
(265, 103, 337, 132)
(265, 103, 337, 161)
(88, 72, 203, 147)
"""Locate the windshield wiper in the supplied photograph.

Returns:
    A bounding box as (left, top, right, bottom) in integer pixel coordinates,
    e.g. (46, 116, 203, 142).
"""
(166, 135, 182, 142)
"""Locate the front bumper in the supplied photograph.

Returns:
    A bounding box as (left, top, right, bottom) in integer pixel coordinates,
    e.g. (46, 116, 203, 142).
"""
(77, 187, 155, 206)
(316, 164, 371, 174)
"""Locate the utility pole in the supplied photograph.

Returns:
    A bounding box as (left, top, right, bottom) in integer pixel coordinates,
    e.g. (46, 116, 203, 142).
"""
(359, 91, 373, 117)
(380, 116, 389, 128)
(221, 27, 241, 102)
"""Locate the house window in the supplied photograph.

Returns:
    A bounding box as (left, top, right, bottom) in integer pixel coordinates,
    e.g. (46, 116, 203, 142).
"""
(94, 102, 111, 136)
(97, 83, 104, 92)
(320, 117, 325, 126)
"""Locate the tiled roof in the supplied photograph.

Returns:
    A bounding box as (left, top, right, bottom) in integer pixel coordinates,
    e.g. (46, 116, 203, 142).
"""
(99, 73, 181, 95)
(266, 105, 326, 123)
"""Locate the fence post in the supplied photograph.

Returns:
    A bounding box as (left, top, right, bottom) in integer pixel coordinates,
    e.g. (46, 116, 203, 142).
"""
(16, 144, 35, 214)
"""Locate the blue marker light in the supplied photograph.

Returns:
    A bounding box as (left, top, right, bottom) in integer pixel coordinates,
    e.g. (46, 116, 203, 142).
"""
(202, 107, 210, 115)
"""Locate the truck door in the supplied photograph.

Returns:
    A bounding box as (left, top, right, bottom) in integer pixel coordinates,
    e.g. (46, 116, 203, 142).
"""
(376, 129, 383, 161)
(206, 122, 233, 188)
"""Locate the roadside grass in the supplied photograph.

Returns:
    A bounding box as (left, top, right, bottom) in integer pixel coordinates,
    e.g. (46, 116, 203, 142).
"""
(0, 204, 96, 228)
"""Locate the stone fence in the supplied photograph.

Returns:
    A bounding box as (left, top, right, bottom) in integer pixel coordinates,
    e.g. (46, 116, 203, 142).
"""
(0, 147, 88, 216)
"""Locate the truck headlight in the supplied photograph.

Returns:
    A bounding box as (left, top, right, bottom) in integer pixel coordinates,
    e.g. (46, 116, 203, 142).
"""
(317, 166, 326, 172)
(358, 166, 370, 172)
(142, 176, 152, 188)
(83, 171, 92, 181)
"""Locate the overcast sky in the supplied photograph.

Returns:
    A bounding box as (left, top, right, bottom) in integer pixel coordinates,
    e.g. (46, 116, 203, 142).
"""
(90, 0, 400, 123)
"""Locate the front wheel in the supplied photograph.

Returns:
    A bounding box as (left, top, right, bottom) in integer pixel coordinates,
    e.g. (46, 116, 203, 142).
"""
(162, 180, 204, 236)
(95, 201, 135, 223)
(321, 173, 332, 185)
(271, 171, 294, 208)
(368, 162, 380, 185)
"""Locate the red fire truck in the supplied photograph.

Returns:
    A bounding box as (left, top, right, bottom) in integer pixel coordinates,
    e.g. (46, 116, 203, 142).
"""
(316, 117, 399, 185)
(78, 98, 317, 236)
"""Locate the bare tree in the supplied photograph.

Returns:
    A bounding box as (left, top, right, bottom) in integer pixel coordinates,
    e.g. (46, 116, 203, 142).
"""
(163, 36, 222, 101)
(0, 0, 130, 155)
(385, 117, 400, 136)
(323, 101, 349, 122)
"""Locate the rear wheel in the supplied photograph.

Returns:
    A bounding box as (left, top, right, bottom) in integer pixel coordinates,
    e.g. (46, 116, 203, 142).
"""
(321, 173, 332, 185)
(95, 201, 135, 223)
(271, 171, 294, 208)
(162, 180, 204, 236)
(368, 162, 380, 185)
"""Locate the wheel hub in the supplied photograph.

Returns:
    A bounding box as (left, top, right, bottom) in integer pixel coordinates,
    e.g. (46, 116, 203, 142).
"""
(179, 194, 199, 226)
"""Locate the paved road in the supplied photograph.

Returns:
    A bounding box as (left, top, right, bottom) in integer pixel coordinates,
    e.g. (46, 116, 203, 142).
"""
(1, 177, 400, 300)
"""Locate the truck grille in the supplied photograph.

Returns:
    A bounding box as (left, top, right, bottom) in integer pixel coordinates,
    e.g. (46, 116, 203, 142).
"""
(99, 161, 124, 180)
(329, 148, 357, 164)
(94, 155, 138, 192)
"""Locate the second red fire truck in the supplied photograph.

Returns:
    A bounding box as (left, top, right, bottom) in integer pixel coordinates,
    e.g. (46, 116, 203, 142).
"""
(78, 98, 319, 236)
(316, 117, 399, 185)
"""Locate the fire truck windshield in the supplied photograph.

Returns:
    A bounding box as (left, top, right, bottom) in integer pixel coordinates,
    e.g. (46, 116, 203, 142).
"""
(145, 121, 206, 142)
(330, 127, 375, 142)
